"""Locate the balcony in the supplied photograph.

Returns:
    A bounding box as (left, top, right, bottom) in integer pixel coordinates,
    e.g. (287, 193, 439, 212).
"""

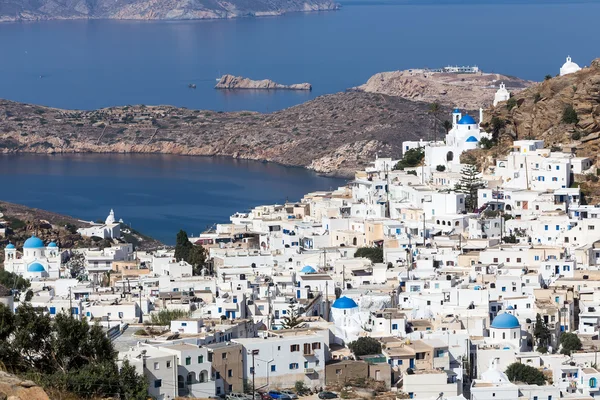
(304, 368, 315, 374)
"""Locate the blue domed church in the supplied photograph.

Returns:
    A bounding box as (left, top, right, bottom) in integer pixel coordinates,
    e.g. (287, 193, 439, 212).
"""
(4, 235, 63, 279)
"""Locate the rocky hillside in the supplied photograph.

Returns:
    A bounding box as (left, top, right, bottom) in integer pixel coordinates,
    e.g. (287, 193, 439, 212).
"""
(483, 58, 600, 158)
(355, 69, 533, 110)
(0, 92, 448, 177)
(0, 371, 49, 400)
(0, 0, 338, 22)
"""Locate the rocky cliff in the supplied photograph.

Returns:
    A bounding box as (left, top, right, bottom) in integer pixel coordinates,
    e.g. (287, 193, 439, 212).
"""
(483, 58, 600, 158)
(0, 92, 448, 177)
(0, 371, 49, 400)
(355, 69, 533, 110)
(215, 75, 312, 90)
(0, 0, 338, 22)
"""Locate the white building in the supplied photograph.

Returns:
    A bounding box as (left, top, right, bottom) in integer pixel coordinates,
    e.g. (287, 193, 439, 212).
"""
(493, 83, 510, 107)
(78, 209, 121, 239)
(560, 56, 582, 76)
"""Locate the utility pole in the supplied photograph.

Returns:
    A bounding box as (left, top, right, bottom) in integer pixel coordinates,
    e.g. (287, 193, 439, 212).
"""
(250, 349, 258, 399)
(138, 285, 143, 324)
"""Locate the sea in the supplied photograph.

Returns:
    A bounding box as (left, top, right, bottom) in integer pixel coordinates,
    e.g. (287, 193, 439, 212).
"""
(0, 0, 598, 244)
(0, 154, 344, 244)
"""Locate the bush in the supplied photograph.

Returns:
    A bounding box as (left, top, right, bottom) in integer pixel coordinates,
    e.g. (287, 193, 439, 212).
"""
(480, 137, 496, 149)
(134, 329, 148, 336)
(354, 247, 384, 264)
(544, 75, 552, 81)
(562, 105, 579, 124)
(572, 131, 581, 141)
(436, 165, 446, 172)
(505, 362, 546, 385)
(145, 309, 191, 326)
(394, 148, 424, 170)
(560, 332, 582, 355)
(506, 97, 517, 111)
(406, 170, 417, 176)
(348, 337, 382, 356)
(534, 93, 542, 103)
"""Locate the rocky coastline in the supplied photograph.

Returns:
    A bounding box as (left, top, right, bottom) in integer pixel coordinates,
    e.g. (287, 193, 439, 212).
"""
(215, 75, 312, 91)
(0, 0, 339, 22)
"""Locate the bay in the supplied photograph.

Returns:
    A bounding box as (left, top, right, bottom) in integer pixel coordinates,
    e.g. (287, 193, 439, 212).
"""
(0, 0, 599, 112)
(0, 154, 345, 244)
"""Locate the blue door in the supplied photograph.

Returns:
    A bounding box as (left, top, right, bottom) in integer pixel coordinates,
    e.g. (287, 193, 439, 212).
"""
(409, 359, 415, 368)
(297, 290, 301, 299)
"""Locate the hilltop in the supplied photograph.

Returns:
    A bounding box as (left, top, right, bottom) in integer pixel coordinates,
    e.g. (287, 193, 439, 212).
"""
(483, 58, 600, 158)
(355, 68, 533, 110)
(0, 0, 338, 22)
(0, 92, 449, 177)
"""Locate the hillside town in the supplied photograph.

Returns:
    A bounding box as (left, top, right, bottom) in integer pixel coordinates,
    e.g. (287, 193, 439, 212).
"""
(2, 56, 600, 400)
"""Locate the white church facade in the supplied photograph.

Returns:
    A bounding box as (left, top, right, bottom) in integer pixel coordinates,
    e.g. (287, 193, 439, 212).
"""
(77, 209, 122, 240)
(4, 236, 63, 279)
(403, 108, 491, 170)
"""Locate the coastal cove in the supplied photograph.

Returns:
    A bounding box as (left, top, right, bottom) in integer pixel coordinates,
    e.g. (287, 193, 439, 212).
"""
(1, 0, 600, 112)
(0, 154, 345, 244)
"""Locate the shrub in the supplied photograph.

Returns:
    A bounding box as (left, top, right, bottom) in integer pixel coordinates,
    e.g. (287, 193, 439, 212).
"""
(560, 332, 582, 355)
(354, 247, 384, 264)
(506, 97, 517, 111)
(572, 131, 581, 140)
(394, 148, 424, 170)
(348, 337, 382, 356)
(436, 165, 446, 172)
(534, 93, 542, 103)
(562, 105, 579, 124)
(407, 170, 417, 176)
(506, 362, 546, 385)
(544, 75, 552, 81)
(480, 137, 496, 149)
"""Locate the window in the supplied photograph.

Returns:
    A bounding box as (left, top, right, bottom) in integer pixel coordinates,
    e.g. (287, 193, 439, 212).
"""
(304, 361, 309, 368)
(154, 379, 162, 388)
(527, 304, 531, 309)
(517, 258, 521, 263)
(186, 357, 191, 365)
(312, 342, 321, 350)
(228, 369, 233, 377)
(222, 353, 227, 360)
(552, 177, 558, 181)
(556, 165, 560, 170)
(544, 225, 549, 231)
(392, 324, 398, 330)
(502, 287, 506, 292)
(336, 369, 342, 375)
(154, 362, 159, 370)
(534, 255, 540, 261)
(556, 225, 560, 231)
(167, 361, 172, 368)
(590, 378, 597, 388)
(250, 367, 255, 374)
(291, 345, 300, 352)
(198, 355, 204, 363)
(289, 363, 299, 370)
(590, 226, 596, 230)
(215, 372, 220, 379)
(271, 365, 276, 372)
(493, 258, 499, 263)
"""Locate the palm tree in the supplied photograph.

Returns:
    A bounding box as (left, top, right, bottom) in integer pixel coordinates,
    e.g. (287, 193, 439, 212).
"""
(428, 102, 441, 141)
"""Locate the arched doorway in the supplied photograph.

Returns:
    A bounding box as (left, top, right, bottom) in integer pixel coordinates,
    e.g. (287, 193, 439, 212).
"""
(446, 151, 454, 162)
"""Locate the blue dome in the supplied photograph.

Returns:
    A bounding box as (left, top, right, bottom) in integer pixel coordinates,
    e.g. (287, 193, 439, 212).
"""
(491, 313, 520, 329)
(48, 242, 58, 248)
(458, 115, 477, 125)
(465, 136, 478, 143)
(332, 296, 358, 309)
(506, 305, 514, 310)
(24, 236, 44, 249)
(6, 243, 15, 249)
(453, 108, 461, 114)
(301, 265, 316, 274)
(27, 262, 45, 273)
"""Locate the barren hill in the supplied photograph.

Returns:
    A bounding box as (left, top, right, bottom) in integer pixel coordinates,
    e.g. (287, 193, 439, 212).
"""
(483, 58, 600, 159)
(0, 0, 338, 22)
(0, 92, 448, 177)
(355, 69, 533, 110)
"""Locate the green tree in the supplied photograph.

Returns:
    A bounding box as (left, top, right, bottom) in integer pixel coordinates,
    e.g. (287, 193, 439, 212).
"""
(394, 148, 424, 170)
(560, 332, 582, 355)
(562, 105, 579, 124)
(544, 74, 552, 81)
(533, 313, 551, 353)
(490, 116, 506, 142)
(281, 303, 301, 329)
(174, 229, 193, 262)
(295, 380, 309, 395)
(454, 163, 484, 212)
(505, 362, 546, 385)
(146, 309, 191, 326)
(354, 247, 384, 264)
(118, 359, 149, 400)
(506, 97, 517, 111)
(436, 165, 446, 172)
(0, 269, 30, 292)
(189, 245, 207, 275)
(348, 337, 382, 357)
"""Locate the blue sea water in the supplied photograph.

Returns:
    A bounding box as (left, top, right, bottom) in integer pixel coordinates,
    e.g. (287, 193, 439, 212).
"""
(0, 0, 598, 112)
(0, 154, 345, 244)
